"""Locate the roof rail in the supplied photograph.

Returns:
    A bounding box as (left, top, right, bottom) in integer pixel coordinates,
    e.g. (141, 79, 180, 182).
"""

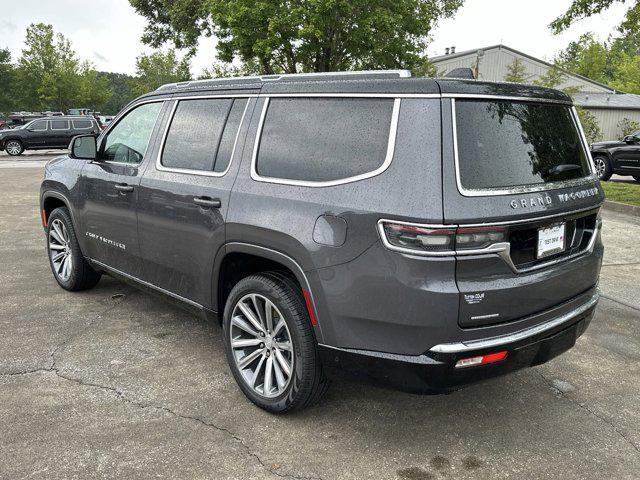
(156, 70, 412, 91)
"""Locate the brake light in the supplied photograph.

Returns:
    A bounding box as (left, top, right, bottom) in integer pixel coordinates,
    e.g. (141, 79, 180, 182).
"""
(455, 351, 508, 368)
(379, 221, 507, 254)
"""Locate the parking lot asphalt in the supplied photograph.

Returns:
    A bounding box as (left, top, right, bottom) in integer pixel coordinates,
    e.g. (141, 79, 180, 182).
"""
(0, 167, 638, 480)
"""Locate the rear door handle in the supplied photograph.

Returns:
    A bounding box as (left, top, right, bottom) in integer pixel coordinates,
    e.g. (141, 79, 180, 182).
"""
(193, 196, 222, 208)
(114, 183, 134, 193)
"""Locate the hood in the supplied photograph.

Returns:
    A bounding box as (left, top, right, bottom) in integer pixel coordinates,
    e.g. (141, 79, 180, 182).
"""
(591, 140, 624, 149)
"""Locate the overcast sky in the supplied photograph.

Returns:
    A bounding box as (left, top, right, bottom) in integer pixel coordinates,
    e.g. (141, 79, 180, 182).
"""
(0, 0, 628, 76)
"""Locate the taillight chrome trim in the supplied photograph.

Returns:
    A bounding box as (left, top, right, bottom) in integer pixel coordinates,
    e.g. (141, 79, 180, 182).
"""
(429, 291, 599, 353)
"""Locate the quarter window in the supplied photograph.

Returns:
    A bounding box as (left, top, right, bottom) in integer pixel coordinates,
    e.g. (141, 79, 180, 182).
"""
(50, 119, 70, 130)
(256, 97, 396, 183)
(72, 119, 93, 129)
(161, 98, 247, 172)
(102, 102, 162, 164)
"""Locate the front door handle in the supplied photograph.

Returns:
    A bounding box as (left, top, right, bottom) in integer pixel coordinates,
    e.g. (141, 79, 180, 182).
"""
(114, 183, 134, 193)
(193, 196, 222, 208)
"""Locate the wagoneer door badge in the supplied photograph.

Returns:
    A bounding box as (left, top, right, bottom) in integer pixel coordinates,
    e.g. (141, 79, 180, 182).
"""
(557, 187, 599, 203)
(86, 231, 126, 250)
(510, 194, 552, 209)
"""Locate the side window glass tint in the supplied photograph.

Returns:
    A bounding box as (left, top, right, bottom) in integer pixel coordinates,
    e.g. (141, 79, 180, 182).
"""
(256, 98, 395, 183)
(161, 98, 233, 171)
(31, 120, 47, 131)
(73, 119, 93, 129)
(214, 98, 248, 173)
(51, 119, 70, 130)
(103, 102, 162, 164)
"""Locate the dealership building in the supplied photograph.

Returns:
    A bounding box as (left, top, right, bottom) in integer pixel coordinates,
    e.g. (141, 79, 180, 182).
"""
(430, 44, 640, 141)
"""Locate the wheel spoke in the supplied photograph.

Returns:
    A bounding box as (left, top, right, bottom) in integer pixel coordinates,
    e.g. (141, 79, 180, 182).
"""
(251, 294, 266, 330)
(251, 354, 266, 388)
(52, 251, 65, 262)
(49, 228, 64, 245)
(238, 300, 264, 334)
(274, 340, 292, 352)
(274, 348, 291, 377)
(264, 300, 274, 333)
(238, 347, 264, 370)
(49, 243, 65, 251)
(52, 222, 65, 245)
(231, 337, 263, 349)
(62, 256, 71, 279)
(273, 318, 285, 336)
(263, 355, 274, 394)
(272, 355, 286, 389)
(231, 316, 261, 338)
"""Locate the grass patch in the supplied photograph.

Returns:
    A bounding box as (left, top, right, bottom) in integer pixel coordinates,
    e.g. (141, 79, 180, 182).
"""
(601, 181, 640, 207)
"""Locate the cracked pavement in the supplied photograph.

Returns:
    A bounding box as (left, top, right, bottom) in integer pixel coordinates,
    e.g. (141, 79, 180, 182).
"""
(1, 167, 639, 479)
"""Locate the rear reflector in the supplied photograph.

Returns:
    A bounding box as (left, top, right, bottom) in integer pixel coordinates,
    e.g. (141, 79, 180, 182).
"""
(455, 351, 508, 368)
(41, 208, 47, 227)
(302, 289, 317, 327)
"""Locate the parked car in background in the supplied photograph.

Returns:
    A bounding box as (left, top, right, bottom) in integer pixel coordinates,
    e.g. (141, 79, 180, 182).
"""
(0, 116, 101, 155)
(591, 131, 640, 182)
(40, 71, 603, 412)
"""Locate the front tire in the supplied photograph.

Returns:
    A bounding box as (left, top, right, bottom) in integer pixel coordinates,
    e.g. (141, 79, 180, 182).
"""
(222, 273, 328, 413)
(47, 207, 101, 291)
(5, 140, 24, 156)
(593, 156, 612, 181)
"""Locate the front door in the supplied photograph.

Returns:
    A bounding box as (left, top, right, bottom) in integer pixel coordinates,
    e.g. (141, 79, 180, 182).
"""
(137, 96, 252, 306)
(78, 101, 165, 277)
(613, 133, 640, 173)
(23, 119, 49, 148)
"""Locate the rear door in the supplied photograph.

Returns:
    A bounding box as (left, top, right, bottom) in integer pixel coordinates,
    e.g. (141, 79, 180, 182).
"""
(78, 101, 166, 277)
(442, 96, 604, 328)
(49, 118, 72, 148)
(136, 95, 254, 306)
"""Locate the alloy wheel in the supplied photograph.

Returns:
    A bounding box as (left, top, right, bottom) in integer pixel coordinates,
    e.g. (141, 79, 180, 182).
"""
(6, 141, 22, 155)
(594, 158, 606, 179)
(229, 293, 294, 398)
(48, 219, 73, 282)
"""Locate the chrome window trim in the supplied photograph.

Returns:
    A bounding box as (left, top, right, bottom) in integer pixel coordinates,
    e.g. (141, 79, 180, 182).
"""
(250, 96, 401, 188)
(71, 120, 94, 130)
(29, 120, 48, 131)
(155, 96, 251, 178)
(442, 93, 574, 105)
(451, 98, 598, 197)
(257, 93, 440, 99)
(377, 216, 601, 274)
(429, 291, 599, 353)
(49, 120, 70, 131)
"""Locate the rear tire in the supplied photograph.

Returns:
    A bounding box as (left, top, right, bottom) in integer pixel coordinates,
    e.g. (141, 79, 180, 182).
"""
(593, 156, 612, 181)
(5, 140, 24, 156)
(46, 207, 101, 291)
(222, 272, 328, 413)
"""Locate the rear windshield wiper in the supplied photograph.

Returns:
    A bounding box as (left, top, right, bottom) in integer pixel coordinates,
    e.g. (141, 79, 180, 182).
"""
(546, 164, 582, 177)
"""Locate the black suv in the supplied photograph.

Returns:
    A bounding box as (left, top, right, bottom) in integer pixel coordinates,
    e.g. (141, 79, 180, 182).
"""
(40, 71, 603, 412)
(0, 116, 100, 155)
(591, 130, 640, 181)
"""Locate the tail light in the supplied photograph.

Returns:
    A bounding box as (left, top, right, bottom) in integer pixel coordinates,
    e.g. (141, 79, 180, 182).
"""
(379, 220, 507, 255)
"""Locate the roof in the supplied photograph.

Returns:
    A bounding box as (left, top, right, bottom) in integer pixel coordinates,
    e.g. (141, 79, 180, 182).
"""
(430, 44, 617, 94)
(572, 92, 640, 110)
(145, 70, 570, 103)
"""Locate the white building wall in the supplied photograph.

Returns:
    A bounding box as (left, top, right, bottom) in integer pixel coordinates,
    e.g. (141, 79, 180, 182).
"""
(584, 108, 640, 141)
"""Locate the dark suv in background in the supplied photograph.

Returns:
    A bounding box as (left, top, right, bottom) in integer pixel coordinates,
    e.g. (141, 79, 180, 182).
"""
(591, 130, 640, 181)
(0, 116, 100, 155)
(40, 71, 603, 412)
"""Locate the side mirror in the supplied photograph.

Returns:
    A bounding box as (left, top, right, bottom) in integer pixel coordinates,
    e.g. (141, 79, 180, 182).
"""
(623, 135, 639, 144)
(69, 134, 97, 160)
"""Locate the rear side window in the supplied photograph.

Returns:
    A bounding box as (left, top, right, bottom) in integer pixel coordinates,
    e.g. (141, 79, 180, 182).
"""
(455, 100, 591, 191)
(256, 97, 396, 183)
(50, 119, 69, 130)
(73, 119, 93, 129)
(161, 98, 247, 172)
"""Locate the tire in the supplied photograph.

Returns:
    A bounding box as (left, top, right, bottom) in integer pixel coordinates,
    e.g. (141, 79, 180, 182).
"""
(633, 175, 640, 183)
(5, 140, 24, 156)
(593, 156, 612, 181)
(222, 272, 328, 413)
(46, 207, 101, 291)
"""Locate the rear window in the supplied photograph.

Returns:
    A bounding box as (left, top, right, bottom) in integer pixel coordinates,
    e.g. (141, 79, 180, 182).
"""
(256, 97, 395, 183)
(455, 100, 590, 191)
(73, 119, 93, 129)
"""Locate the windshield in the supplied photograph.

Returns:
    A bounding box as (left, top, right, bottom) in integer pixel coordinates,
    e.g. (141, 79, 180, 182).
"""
(455, 99, 591, 191)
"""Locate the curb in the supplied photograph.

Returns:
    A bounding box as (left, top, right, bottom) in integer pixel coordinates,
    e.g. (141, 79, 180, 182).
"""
(603, 200, 640, 217)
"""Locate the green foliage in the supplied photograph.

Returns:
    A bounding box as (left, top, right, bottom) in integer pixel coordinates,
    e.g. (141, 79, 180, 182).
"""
(0, 48, 16, 112)
(97, 72, 137, 114)
(576, 107, 602, 143)
(600, 181, 640, 207)
(129, 0, 464, 74)
(617, 117, 640, 138)
(533, 64, 566, 89)
(609, 53, 640, 93)
(504, 58, 528, 83)
(129, 50, 191, 97)
(550, 0, 639, 36)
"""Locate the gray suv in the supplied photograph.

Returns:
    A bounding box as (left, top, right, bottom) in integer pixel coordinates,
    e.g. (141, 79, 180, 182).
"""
(40, 71, 603, 412)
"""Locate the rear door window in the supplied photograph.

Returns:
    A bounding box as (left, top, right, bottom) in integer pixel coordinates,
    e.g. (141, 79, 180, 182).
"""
(256, 97, 396, 184)
(73, 119, 93, 130)
(161, 98, 246, 172)
(455, 99, 591, 191)
(50, 119, 70, 130)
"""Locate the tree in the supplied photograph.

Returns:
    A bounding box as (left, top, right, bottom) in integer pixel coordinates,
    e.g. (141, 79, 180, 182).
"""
(129, 50, 191, 97)
(617, 117, 640, 138)
(504, 58, 528, 83)
(129, 0, 464, 74)
(550, 0, 640, 37)
(576, 107, 601, 143)
(97, 72, 137, 114)
(533, 64, 565, 89)
(556, 33, 610, 84)
(0, 48, 16, 113)
(609, 53, 640, 93)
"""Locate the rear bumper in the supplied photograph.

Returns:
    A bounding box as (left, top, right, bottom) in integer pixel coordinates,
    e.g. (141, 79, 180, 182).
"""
(319, 292, 597, 394)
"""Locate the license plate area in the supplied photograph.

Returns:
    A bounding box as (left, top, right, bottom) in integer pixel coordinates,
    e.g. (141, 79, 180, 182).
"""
(537, 223, 566, 259)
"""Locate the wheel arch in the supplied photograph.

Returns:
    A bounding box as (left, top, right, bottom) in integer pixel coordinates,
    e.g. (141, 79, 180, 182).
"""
(213, 242, 323, 339)
(41, 190, 79, 232)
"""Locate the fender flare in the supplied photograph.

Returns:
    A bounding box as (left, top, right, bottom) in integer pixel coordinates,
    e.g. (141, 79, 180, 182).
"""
(213, 242, 323, 338)
(41, 190, 80, 232)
